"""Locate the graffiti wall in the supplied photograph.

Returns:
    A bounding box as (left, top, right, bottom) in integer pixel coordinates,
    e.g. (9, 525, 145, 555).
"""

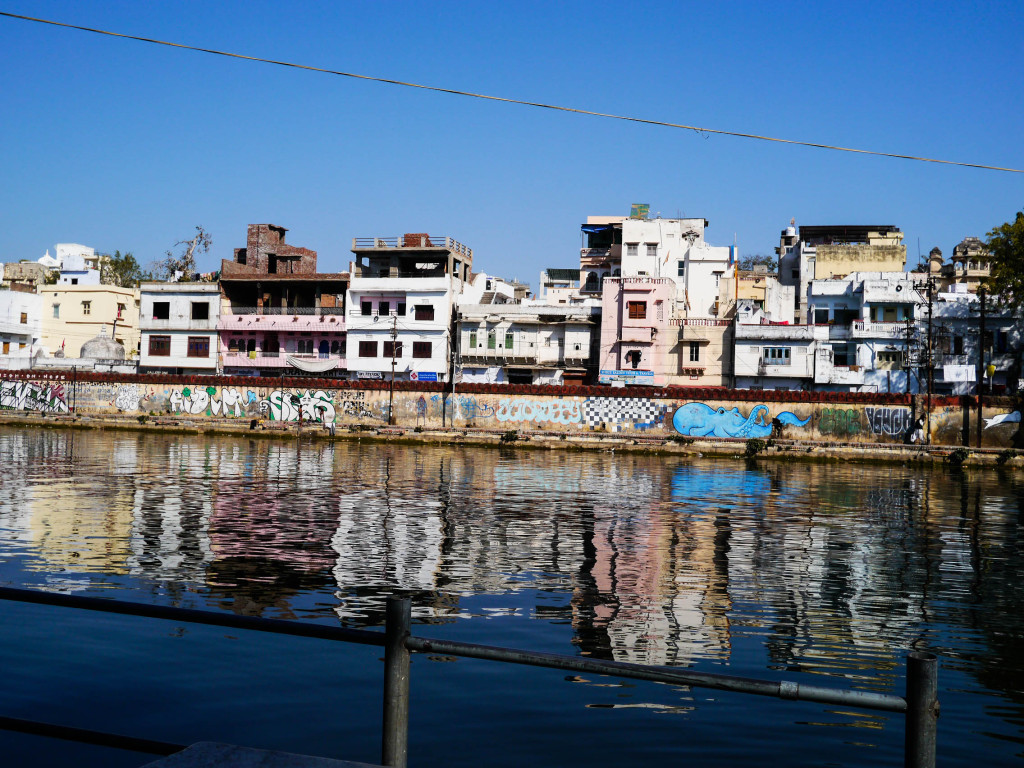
(0, 376, 1015, 447)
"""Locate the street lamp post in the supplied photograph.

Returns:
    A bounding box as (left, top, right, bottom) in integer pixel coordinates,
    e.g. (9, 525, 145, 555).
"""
(388, 314, 397, 426)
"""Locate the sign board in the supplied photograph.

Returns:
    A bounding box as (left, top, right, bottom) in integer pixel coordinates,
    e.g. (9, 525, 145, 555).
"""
(357, 371, 384, 380)
(599, 369, 655, 385)
(629, 203, 650, 219)
(409, 371, 438, 382)
(943, 365, 975, 383)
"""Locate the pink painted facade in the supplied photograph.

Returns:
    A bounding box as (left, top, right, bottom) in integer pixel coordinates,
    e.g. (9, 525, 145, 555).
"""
(598, 277, 678, 387)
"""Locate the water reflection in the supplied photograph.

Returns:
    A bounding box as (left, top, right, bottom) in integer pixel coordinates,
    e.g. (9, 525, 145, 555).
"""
(0, 427, 1023, 760)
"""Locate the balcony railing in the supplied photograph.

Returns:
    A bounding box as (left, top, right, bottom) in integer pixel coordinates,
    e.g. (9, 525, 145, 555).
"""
(851, 320, 909, 339)
(226, 306, 346, 316)
(351, 236, 472, 258)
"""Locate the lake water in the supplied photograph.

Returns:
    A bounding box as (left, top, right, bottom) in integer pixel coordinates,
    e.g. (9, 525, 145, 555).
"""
(0, 426, 1021, 767)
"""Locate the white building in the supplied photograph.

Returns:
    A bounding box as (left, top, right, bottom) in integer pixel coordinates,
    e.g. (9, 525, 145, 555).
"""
(43, 243, 102, 286)
(346, 235, 474, 384)
(139, 283, 221, 373)
(0, 290, 44, 367)
(458, 273, 600, 385)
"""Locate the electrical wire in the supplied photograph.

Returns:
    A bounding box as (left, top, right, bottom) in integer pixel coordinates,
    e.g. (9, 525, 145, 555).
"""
(2, 10, 1021, 174)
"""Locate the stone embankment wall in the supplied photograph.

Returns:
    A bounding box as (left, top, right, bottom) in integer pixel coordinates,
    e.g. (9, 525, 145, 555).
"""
(0, 371, 1018, 448)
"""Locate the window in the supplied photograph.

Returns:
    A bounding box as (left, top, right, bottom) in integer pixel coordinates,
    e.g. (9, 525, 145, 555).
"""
(71, 279, 78, 285)
(358, 340, 378, 357)
(877, 350, 903, 370)
(584, 272, 599, 291)
(953, 336, 964, 355)
(763, 347, 791, 365)
(379, 301, 390, 315)
(413, 341, 431, 359)
(187, 336, 210, 358)
(625, 349, 642, 369)
(153, 302, 170, 320)
(689, 342, 700, 362)
(713, 271, 723, 287)
(487, 331, 496, 349)
(626, 243, 638, 257)
(397, 302, 406, 316)
(228, 338, 240, 352)
(331, 340, 343, 355)
(296, 339, 314, 354)
(790, 269, 799, 280)
(383, 341, 403, 358)
(19, 312, 27, 324)
(148, 335, 171, 356)
(414, 305, 434, 321)
(677, 261, 685, 278)
(191, 302, 209, 321)
(505, 332, 514, 350)
(627, 301, 646, 319)
(117, 303, 126, 319)
(52, 304, 59, 319)
(246, 339, 256, 354)
(469, 331, 477, 348)
(814, 308, 830, 324)
(81, 301, 91, 316)
(646, 243, 658, 257)
(361, 301, 372, 316)
(1, 342, 8, 355)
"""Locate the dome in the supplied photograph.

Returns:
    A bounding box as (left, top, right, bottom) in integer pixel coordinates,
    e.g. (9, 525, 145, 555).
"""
(81, 326, 125, 360)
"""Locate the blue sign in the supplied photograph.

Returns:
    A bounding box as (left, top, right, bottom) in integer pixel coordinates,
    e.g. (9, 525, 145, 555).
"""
(411, 371, 437, 382)
(599, 369, 655, 384)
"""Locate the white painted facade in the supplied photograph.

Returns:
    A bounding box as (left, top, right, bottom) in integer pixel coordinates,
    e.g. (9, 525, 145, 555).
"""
(0, 291, 43, 365)
(346, 277, 456, 382)
(139, 283, 221, 373)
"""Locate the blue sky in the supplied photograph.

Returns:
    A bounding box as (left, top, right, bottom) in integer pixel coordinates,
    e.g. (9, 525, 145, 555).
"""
(1, 1, 1021, 288)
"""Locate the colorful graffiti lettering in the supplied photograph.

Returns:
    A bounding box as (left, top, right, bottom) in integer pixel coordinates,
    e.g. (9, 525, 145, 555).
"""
(984, 411, 1021, 430)
(864, 407, 912, 436)
(259, 389, 337, 423)
(581, 398, 669, 432)
(818, 408, 861, 437)
(454, 395, 493, 420)
(672, 403, 809, 438)
(0, 380, 69, 414)
(496, 398, 582, 425)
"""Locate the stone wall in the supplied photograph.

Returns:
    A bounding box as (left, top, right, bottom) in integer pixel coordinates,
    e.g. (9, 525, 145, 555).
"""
(0, 372, 1018, 448)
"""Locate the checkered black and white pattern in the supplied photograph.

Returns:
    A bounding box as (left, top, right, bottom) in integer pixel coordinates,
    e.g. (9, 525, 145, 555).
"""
(582, 398, 669, 432)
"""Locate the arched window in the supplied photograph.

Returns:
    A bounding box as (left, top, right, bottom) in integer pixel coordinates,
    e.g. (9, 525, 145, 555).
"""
(246, 339, 256, 354)
(318, 340, 329, 358)
(584, 271, 599, 291)
(228, 338, 239, 352)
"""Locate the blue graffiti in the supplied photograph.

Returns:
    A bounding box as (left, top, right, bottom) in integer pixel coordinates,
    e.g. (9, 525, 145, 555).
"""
(672, 403, 810, 438)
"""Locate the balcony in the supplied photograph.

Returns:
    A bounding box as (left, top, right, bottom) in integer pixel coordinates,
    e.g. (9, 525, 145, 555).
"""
(735, 323, 819, 341)
(851, 320, 907, 339)
(218, 308, 346, 333)
(142, 317, 219, 332)
(580, 245, 622, 265)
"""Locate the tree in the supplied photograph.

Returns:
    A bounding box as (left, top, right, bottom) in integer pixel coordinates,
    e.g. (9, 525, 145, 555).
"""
(738, 253, 777, 273)
(100, 250, 149, 287)
(161, 226, 212, 281)
(985, 211, 1024, 308)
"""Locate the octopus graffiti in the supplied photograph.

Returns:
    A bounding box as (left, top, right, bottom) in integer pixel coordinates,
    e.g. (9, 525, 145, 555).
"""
(672, 403, 809, 438)
(0, 379, 69, 414)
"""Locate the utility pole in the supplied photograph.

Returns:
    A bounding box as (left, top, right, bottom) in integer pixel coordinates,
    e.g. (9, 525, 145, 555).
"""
(905, 316, 914, 396)
(976, 286, 987, 448)
(388, 313, 398, 426)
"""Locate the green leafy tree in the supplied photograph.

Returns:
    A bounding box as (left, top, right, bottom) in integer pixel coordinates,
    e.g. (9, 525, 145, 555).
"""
(738, 253, 777, 273)
(161, 226, 212, 281)
(986, 211, 1024, 308)
(100, 250, 149, 287)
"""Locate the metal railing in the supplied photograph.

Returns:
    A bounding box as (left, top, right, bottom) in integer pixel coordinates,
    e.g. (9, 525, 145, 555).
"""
(0, 588, 938, 768)
(226, 306, 347, 316)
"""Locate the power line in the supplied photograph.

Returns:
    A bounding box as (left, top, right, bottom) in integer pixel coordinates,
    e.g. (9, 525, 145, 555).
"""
(2, 10, 1022, 175)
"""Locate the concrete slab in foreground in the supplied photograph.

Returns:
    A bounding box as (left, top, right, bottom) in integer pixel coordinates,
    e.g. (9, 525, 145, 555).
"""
(140, 742, 384, 768)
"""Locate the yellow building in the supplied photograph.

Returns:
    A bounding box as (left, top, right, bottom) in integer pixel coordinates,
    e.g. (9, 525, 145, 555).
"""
(39, 285, 141, 357)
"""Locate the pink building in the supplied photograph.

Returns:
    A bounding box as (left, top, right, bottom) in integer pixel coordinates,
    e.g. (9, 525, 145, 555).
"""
(598, 277, 677, 387)
(219, 224, 349, 376)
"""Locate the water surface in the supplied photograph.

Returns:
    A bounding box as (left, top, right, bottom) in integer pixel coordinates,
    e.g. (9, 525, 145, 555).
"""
(0, 427, 1021, 766)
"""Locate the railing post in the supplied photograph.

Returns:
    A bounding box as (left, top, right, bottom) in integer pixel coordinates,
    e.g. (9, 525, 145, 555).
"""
(904, 651, 938, 768)
(382, 597, 411, 768)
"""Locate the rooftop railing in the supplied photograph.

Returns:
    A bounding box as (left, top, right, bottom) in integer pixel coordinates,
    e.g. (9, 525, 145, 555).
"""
(351, 236, 472, 258)
(0, 588, 939, 768)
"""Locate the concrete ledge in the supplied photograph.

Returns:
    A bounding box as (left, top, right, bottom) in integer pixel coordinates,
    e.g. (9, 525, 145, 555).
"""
(141, 741, 383, 768)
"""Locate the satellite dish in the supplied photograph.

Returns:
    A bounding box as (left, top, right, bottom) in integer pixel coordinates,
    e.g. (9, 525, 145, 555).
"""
(372, 315, 379, 322)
